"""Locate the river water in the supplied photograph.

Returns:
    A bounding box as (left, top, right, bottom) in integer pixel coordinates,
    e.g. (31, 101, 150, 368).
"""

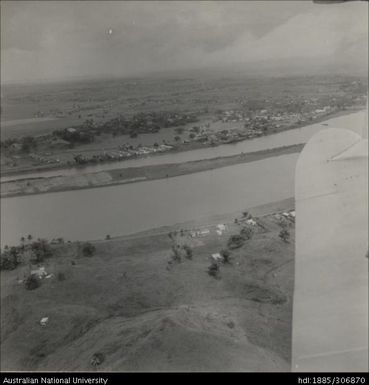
(0, 110, 366, 246)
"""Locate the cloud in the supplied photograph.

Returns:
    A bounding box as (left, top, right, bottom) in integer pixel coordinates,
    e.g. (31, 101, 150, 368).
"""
(205, 2, 367, 65)
(1, 1, 367, 82)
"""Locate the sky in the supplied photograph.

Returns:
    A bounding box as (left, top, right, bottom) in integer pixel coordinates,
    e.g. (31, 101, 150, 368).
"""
(1, 0, 368, 83)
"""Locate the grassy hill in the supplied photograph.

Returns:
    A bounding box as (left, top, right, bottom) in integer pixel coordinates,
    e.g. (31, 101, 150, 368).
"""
(1, 209, 294, 371)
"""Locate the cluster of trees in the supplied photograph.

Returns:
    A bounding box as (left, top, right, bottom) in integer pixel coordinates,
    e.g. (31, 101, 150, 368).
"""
(0, 237, 53, 271)
(169, 243, 193, 264)
(1, 136, 38, 153)
(53, 127, 95, 144)
(24, 274, 40, 290)
(99, 111, 198, 138)
(167, 230, 193, 269)
(0, 246, 22, 270)
(81, 242, 96, 257)
(29, 239, 53, 264)
(50, 111, 198, 146)
(207, 249, 231, 279)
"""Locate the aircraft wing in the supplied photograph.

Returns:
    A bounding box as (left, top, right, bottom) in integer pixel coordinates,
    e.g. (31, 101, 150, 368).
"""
(292, 118, 368, 371)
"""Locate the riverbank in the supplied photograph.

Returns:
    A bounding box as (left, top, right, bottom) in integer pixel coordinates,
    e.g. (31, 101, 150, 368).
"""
(1, 200, 295, 371)
(1, 144, 303, 198)
(1, 107, 362, 179)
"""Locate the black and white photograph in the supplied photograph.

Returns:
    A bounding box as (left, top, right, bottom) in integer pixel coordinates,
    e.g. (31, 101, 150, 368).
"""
(0, 0, 368, 376)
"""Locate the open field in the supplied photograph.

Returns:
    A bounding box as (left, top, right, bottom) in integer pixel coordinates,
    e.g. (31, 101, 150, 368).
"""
(0, 201, 295, 371)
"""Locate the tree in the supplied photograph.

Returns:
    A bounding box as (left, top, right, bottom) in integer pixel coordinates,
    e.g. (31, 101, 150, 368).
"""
(174, 136, 181, 142)
(82, 242, 96, 257)
(191, 126, 200, 134)
(27, 234, 33, 241)
(220, 249, 231, 264)
(240, 225, 254, 241)
(24, 274, 40, 290)
(227, 234, 245, 249)
(82, 119, 95, 129)
(30, 239, 52, 263)
(129, 131, 138, 138)
(279, 229, 290, 243)
(0, 247, 21, 270)
(208, 262, 219, 278)
(90, 352, 105, 367)
(105, 235, 111, 240)
(183, 245, 193, 260)
(57, 272, 66, 281)
(21, 136, 37, 153)
(170, 245, 182, 263)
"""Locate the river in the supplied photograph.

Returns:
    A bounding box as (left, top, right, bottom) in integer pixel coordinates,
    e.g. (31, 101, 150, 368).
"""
(1, 153, 298, 246)
(0, 110, 366, 246)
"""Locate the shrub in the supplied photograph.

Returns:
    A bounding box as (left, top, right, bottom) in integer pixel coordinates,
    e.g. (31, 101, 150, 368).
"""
(30, 240, 52, 263)
(227, 234, 244, 250)
(208, 262, 219, 278)
(57, 272, 66, 281)
(24, 274, 40, 290)
(240, 225, 254, 241)
(279, 229, 290, 243)
(170, 245, 182, 263)
(0, 247, 21, 270)
(1, 254, 18, 270)
(183, 245, 193, 260)
(90, 352, 105, 367)
(220, 249, 231, 264)
(129, 131, 138, 138)
(278, 216, 289, 228)
(81, 242, 96, 257)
